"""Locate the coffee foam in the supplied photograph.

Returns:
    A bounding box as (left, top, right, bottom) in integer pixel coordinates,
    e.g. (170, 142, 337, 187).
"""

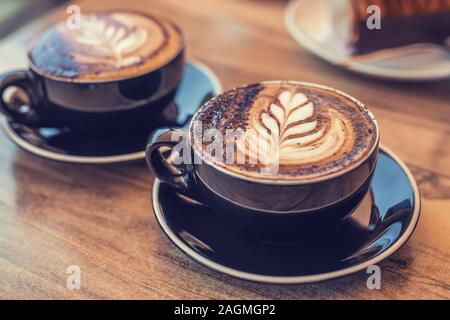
(29, 11, 183, 82)
(190, 82, 378, 181)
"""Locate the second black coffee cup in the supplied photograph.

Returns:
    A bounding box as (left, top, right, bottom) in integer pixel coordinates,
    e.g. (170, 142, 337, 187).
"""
(0, 10, 185, 132)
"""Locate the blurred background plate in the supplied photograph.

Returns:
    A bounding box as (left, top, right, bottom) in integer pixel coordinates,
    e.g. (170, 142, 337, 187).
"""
(285, 0, 450, 81)
(0, 0, 67, 39)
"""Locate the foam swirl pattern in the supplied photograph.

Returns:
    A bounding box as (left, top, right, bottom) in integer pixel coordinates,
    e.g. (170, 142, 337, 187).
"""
(191, 82, 378, 181)
(30, 11, 184, 82)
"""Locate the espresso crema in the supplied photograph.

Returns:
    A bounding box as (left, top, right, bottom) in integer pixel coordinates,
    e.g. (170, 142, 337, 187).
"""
(190, 82, 378, 181)
(29, 11, 184, 81)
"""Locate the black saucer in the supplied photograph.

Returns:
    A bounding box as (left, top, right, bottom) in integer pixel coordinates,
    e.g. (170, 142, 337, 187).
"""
(1, 60, 222, 164)
(152, 146, 420, 284)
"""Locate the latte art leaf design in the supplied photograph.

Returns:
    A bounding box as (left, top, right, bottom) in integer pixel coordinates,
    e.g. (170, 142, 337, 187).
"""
(73, 16, 148, 68)
(240, 90, 350, 167)
(261, 91, 315, 146)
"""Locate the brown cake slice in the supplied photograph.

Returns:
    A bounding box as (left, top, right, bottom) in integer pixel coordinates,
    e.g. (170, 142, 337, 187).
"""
(350, 0, 450, 54)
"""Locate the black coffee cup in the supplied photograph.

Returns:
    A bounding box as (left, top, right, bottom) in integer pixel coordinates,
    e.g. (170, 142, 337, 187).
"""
(0, 12, 185, 133)
(146, 83, 380, 243)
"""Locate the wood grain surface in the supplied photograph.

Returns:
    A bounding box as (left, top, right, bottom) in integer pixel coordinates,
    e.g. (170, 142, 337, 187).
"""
(0, 0, 449, 300)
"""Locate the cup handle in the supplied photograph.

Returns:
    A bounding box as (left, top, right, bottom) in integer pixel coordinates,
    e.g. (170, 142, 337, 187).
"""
(0, 70, 44, 126)
(146, 127, 200, 200)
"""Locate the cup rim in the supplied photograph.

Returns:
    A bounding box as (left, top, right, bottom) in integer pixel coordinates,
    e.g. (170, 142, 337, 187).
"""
(188, 80, 380, 186)
(27, 9, 186, 84)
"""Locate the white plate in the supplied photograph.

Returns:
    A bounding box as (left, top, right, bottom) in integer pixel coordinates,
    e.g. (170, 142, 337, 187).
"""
(285, 0, 450, 81)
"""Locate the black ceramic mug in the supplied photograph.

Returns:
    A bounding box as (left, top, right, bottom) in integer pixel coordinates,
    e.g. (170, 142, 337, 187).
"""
(146, 82, 380, 242)
(0, 11, 185, 133)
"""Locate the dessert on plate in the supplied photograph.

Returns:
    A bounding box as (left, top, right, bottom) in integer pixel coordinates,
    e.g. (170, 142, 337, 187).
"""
(350, 0, 450, 54)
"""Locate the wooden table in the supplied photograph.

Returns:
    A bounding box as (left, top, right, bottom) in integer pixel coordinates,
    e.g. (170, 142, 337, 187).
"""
(0, 0, 449, 300)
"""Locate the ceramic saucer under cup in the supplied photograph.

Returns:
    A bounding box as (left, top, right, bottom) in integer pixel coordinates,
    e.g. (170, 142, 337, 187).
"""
(152, 146, 420, 284)
(1, 60, 222, 164)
